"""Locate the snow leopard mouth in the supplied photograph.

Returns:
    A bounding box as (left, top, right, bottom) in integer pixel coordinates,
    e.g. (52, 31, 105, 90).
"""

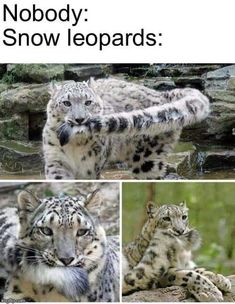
(67, 119, 88, 127)
(168, 229, 186, 237)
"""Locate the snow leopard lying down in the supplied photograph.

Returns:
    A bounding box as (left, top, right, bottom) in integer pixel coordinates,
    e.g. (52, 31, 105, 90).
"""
(43, 78, 210, 179)
(0, 190, 119, 302)
(123, 202, 231, 302)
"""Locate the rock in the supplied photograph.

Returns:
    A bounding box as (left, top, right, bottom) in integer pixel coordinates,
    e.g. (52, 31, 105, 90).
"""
(173, 76, 204, 90)
(0, 141, 43, 174)
(143, 77, 176, 91)
(0, 65, 7, 79)
(0, 114, 28, 141)
(113, 64, 225, 78)
(177, 150, 235, 178)
(166, 152, 190, 174)
(164, 173, 187, 180)
(181, 122, 212, 143)
(205, 90, 235, 142)
(29, 112, 47, 140)
(203, 65, 235, 90)
(122, 276, 235, 302)
(0, 83, 49, 115)
(7, 64, 64, 83)
(0, 83, 10, 94)
(64, 64, 111, 81)
(112, 64, 150, 75)
(180, 66, 235, 144)
(123, 286, 188, 302)
(228, 77, 235, 91)
(155, 64, 224, 77)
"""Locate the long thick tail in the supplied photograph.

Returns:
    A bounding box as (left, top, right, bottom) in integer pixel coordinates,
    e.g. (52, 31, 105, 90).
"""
(85, 88, 209, 137)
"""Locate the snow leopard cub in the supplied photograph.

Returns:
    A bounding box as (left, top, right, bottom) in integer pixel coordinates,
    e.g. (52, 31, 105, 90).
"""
(43, 78, 209, 179)
(0, 190, 119, 302)
(122, 202, 231, 302)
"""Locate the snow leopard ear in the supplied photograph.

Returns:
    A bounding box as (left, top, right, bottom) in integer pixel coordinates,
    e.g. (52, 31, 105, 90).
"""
(84, 189, 100, 207)
(179, 201, 188, 210)
(18, 190, 41, 236)
(77, 189, 100, 208)
(49, 81, 61, 95)
(87, 77, 96, 90)
(146, 201, 158, 218)
(18, 190, 40, 213)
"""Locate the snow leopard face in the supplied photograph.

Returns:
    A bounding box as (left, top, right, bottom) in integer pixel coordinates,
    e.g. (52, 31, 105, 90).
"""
(147, 202, 189, 236)
(48, 80, 103, 125)
(17, 190, 105, 269)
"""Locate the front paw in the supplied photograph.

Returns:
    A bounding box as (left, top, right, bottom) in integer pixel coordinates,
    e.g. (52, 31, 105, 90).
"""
(215, 274, 231, 292)
(206, 273, 231, 293)
(195, 269, 232, 293)
(188, 278, 224, 302)
(122, 280, 135, 295)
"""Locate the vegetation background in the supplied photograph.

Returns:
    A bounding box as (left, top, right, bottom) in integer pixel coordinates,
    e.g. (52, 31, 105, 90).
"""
(123, 182, 235, 275)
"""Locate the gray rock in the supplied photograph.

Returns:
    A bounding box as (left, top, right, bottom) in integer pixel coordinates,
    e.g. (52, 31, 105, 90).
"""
(0, 141, 43, 174)
(64, 64, 111, 81)
(7, 64, 64, 83)
(143, 77, 176, 91)
(155, 64, 224, 77)
(177, 150, 235, 178)
(173, 76, 203, 90)
(0, 65, 7, 79)
(180, 65, 235, 144)
(0, 83, 49, 115)
(203, 64, 235, 90)
(0, 114, 28, 141)
(0, 82, 10, 94)
(205, 90, 235, 142)
(29, 112, 47, 140)
(166, 152, 190, 173)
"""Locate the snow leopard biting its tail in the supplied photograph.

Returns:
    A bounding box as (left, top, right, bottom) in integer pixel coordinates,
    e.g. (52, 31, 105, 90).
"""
(0, 190, 119, 302)
(122, 202, 231, 302)
(43, 78, 209, 179)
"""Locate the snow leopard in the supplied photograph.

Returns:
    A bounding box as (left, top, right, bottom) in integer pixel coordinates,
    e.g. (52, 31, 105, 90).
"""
(122, 202, 231, 302)
(43, 77, 210, 179)
(0, 190, 119, 302)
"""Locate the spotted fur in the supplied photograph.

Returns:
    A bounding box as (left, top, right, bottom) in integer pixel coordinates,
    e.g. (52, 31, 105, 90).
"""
(0, 190, 119, 302)
(43, 78, 210, 179)
(122, 202, 231, 301)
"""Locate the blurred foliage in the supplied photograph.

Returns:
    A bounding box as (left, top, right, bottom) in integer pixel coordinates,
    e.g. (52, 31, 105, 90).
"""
(123, 182, 235, 275)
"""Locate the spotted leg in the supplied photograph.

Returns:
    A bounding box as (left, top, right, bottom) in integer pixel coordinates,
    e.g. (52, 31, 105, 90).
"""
(160, 268, 224, 302)
(128, 131, 180, 179)
(195, 268, 231, 293)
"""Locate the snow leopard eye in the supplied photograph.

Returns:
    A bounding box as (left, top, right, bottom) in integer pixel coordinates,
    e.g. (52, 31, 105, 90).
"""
(62, 100, 71, 107)
(182, 215, 187, 220)
(77, 228, 89, 237)
(39, 227, 53, 236)
(85, 100, 92, 106)
(163, 216, 171, 222)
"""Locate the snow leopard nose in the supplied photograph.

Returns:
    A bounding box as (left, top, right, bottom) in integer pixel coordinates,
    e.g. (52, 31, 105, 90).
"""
(175, 228, 184, 235)
(59, 257, 75, 266)
(75, 118, 85, 125)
